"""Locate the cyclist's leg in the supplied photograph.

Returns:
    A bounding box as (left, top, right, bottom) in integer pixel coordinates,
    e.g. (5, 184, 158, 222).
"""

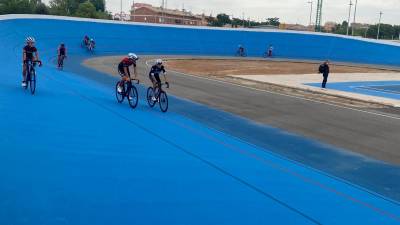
(22, 62, 27, 82)
(154, 73, 162, 97)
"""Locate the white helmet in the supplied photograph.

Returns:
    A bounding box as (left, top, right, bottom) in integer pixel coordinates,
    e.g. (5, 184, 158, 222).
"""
(26, 37, 35, 43)
(128, 53, 138, 60)
(155, 59, 163, 64)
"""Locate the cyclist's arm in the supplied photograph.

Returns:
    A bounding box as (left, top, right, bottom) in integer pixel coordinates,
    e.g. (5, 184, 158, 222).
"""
(22, 50, 26, 62)
(132, 65, 138, 78)
(35, 51, 40, 62)
(123, 66, 130, 77)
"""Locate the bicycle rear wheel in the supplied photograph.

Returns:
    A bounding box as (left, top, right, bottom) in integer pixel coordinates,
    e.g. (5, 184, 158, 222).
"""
(29, 70, 36, 95)
(127, 84, 139, 109)
(115, 81, 124, 103)
(147, 87, 156, 107)
(159, 91, 168, 113)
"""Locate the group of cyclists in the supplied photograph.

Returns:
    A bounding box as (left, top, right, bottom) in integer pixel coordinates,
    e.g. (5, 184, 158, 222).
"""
(21, 36, 168, 101)
(83, 35, 96, 51)
(237, 44, 274, 57)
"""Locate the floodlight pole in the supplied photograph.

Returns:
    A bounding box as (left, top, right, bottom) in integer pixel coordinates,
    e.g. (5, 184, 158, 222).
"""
(307, 1, 313, 26)
(377, 11, 383, 39)
(346, 0, 353, 36)
(351, 0, 358, 35)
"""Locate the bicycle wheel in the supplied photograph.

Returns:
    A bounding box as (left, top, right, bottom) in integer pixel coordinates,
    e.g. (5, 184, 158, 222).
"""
(29, 69, 36, 95)
(115, 81, 124, 103)
(147, 87, 156, 107)
(159, 91, 168, 113)
(127, 84, 139, 109)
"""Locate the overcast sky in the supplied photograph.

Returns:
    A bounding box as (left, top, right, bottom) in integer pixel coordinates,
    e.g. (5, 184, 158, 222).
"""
(43, 0, 400, 25)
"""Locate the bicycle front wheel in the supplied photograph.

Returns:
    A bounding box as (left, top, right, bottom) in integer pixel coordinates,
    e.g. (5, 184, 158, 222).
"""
(127, 85, 139, 109)
(115, 82, 124, 103)
(159, 91, 168, 113)
(29, 70, 36, 95)
(147, 87, 156, 108)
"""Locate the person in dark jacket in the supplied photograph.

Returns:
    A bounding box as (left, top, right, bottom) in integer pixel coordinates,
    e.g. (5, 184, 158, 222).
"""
(319, 60, 330, 88)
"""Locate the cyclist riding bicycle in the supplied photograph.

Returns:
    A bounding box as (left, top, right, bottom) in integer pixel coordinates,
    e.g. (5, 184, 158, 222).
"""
(89, 38, 95, 49)
(22, 37, 41, 87)
(57, 43, 67, 68)
(117, 53, 139, 93)
(83, 35, 90, 46)
(149, 59, 169, 101)
(237, 44, 245, 57)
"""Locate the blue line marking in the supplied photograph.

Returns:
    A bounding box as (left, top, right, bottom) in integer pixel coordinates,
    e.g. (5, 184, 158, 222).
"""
(306, 81, 400, 100)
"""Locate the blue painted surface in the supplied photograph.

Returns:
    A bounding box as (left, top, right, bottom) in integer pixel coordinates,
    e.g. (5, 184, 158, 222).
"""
(1, 17, 400, 224)
(307, 81, 400, 100)
(2, 17, 400, 66)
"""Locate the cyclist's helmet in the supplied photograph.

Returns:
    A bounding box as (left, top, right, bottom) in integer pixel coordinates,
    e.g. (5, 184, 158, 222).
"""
(156, 59, 163, 65)
(26, 37, 35, 43)
(60, 43, 65, 47)
(128, 53, 138, 60)
(90, 38, 94, 42)
(238, 44, 242, 48)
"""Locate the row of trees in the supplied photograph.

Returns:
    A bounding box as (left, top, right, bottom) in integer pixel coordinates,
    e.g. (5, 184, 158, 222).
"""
(207, 13, 280, 28)
(332, 21, 400, 40)
(0, 0, 111, 19)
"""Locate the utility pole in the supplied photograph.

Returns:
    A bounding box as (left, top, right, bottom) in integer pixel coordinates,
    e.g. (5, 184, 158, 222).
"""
(120, 0, 123, 19)
(346, 0, 353, 36)
(352, 0, 358, 35)
(377, 11, 383, 39)
(307, 1, 313, 26)
(242, 12, 245, 27)
(132, 0, 135, 21)
(315, 0, 323, 31)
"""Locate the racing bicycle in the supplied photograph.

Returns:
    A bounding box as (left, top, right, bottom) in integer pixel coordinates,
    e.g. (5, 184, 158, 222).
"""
(115, 78, 139, 109)
(24, 60, 41, 95)
(147, 82, 169, 113)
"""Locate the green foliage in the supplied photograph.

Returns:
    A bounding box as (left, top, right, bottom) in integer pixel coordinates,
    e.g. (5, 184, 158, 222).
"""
(266, 17, 280, 26)
(35, 2, 49, 14)
(0, 0, 35, 14)
(332, 21, 400, 40)
(74, 1, 96, 18)
(49, 0, 105, 16)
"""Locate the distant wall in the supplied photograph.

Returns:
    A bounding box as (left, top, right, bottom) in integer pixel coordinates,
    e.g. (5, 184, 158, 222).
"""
(1, 15, 399, 66)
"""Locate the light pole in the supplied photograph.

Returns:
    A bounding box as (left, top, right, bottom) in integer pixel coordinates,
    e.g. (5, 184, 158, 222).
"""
(346, 0, 353, 36)
(307, 1, 313, 26)
(377, 11, 383, 39)
(351, 0, 358, 35)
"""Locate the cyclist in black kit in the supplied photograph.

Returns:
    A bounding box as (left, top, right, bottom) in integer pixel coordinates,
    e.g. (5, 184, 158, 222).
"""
(149, 59, 169, 101)
(22, 37, 41, 87)
(57, 43, 67, 68)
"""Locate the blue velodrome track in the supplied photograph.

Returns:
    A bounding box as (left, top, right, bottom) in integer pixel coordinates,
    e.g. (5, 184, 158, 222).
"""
(1, 15, 400, 224)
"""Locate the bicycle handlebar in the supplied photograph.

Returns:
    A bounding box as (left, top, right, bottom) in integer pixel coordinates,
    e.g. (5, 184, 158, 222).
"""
(130, 78, 140, 84)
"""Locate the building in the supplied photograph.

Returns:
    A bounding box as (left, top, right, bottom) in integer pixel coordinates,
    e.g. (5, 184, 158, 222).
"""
(113, 12, 130, 21)
(279, 23, 314, 32)
(130, 3, 207, 26)
(323, 22, 337, 32)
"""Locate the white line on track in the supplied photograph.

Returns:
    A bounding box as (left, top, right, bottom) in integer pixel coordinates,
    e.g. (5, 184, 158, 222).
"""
(145, 58, 400, 121)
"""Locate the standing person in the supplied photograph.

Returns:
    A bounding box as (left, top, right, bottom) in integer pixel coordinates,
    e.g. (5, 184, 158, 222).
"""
(57, 43, 67, 68)
(268, 44, 274, 57)
(319, 60, 330, 88)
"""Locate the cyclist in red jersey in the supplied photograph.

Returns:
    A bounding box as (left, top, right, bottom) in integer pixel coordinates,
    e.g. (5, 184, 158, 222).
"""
(117, 53, 139, 93)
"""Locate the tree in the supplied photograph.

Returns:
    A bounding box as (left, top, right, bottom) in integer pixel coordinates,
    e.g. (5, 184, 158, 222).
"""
(74, 1, 96, 18)
(216, 13, 231, 26)
(0, 0, 35, 14)
(266, 17, 280, 26)
(35, 2, 49, 14)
